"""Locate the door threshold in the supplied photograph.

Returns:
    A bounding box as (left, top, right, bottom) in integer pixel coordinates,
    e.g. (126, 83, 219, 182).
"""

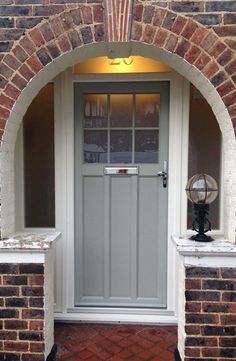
(54, 308, 177, 324)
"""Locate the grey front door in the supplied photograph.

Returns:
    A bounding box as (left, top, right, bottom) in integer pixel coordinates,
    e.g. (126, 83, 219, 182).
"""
(74, 82, 169, 308)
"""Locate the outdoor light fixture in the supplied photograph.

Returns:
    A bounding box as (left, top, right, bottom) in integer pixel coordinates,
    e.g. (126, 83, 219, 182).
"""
(186, 173, 218, 242)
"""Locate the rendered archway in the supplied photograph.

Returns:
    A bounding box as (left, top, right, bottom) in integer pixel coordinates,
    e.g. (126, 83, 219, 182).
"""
(0, 4, 236, 241)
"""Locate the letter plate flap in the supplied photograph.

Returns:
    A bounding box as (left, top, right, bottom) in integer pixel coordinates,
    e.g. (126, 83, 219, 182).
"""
(104, 167, 138, 175)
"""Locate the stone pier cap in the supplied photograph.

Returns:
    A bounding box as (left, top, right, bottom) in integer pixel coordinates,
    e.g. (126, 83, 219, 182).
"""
(172, 235, 236, 265)
(0, 232, 61, 251)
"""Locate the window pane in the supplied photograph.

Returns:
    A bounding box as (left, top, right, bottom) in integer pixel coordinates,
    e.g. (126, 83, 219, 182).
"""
(110, 130, 132, 163)
(84, 94, 108, 128)
(135, 130, 159, 163)
(188, 85, 221, 229)
(84, 130, 107, 163)
(135, 94, 160, 127)
(110, 94, 132, 127)
(24, 83, 55, 228)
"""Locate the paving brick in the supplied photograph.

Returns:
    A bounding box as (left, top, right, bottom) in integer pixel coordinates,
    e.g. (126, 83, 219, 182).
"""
(54, 324, 177, 360)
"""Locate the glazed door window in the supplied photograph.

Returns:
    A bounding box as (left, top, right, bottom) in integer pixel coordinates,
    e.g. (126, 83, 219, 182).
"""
(83, 93, 160, 164)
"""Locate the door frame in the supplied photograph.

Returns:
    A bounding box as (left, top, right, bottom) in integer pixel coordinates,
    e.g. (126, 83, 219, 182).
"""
(74, 81, 170, 308)
(53, 68, 189, 323)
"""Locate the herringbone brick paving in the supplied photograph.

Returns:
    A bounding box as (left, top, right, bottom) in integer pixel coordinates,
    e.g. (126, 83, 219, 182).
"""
(54, 323, 177, 360)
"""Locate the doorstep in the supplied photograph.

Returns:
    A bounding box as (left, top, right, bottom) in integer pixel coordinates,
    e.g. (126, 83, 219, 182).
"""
(54, 323, 178, 361)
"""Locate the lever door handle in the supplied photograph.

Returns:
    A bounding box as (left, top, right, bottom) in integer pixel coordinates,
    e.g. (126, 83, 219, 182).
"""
(157, 161, 168, 188)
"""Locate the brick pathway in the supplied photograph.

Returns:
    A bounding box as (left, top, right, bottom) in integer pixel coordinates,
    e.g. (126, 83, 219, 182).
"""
(54, 323, 177, 360)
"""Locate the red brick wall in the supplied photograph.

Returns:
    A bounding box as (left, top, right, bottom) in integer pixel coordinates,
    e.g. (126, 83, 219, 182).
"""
(0, 1, 235, 139)
(0, 263, 45, 361)
(185, 266, 236, 360)
(1, 1, 236, 51)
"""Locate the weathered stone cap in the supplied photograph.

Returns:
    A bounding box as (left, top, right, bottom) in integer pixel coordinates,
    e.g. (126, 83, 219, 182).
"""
(0, 231, 61, 249)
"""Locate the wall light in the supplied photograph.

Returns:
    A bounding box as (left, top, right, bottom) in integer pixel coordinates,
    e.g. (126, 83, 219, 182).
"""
(186, 173, 218, 242)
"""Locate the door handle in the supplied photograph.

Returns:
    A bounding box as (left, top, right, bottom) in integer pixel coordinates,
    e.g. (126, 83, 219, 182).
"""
(157, 161, 168, 188)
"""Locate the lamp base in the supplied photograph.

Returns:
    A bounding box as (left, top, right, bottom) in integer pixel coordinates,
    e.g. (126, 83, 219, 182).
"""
(190, 234, 214, 242)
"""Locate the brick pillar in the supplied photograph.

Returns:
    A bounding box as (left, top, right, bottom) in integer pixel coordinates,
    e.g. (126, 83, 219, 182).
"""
(185, 267, 236, 360)
(0, 263, 45, 360)
(0, 232, 59, 361)
(172, 236, 236, 361)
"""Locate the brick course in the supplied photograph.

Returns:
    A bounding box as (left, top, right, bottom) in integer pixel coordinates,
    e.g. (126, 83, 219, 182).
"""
(0, 263, 45, 361)
(185, 267, 236, 360)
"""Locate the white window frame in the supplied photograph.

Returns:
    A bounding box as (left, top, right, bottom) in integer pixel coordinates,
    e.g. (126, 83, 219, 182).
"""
(15, 68, 224, 323)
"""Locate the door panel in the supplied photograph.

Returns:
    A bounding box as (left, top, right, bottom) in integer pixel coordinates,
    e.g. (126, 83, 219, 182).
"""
(83, 176, 104, 297)
(138, 177, 162, 299)
(75, 82, 169, 308)
(110, 176, 133, 298)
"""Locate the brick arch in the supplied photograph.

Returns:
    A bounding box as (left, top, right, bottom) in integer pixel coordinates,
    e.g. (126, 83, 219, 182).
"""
(0, 4, 105, 140)
(0, 4, 235, 137)
(131, 4, 236, 134)
(0, 4, 235, 240)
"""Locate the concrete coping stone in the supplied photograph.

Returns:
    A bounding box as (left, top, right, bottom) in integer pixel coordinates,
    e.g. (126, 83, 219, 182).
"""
(0, 231, 61, 250)
(172, 235, 236, 257)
